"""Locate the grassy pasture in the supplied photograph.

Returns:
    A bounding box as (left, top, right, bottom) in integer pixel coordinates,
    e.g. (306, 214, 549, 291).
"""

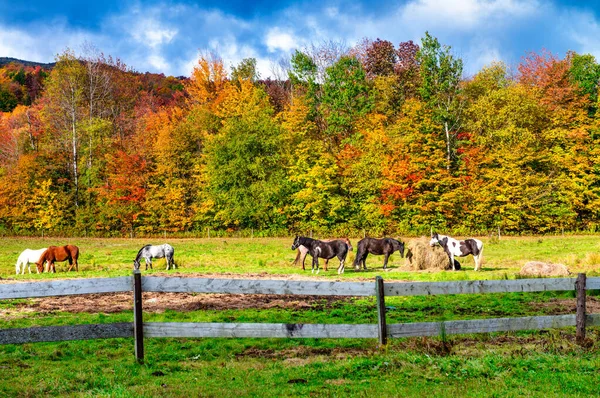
(1, 235, 600, 396)
(2, 234, 600, 279)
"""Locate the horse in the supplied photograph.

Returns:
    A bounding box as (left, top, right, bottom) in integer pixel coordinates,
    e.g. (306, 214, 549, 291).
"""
(291, 236, 349, 274)
(133, 244, 176, 271)
(429, 233, 483, 271)
(36, 245, 79, 273)
(292, 237, 353, 271)
(353, 237, 405, 271)
(15, 248, 47, 274)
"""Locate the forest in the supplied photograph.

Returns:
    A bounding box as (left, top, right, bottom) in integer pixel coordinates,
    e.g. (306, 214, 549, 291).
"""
(1, 33, 600, 237)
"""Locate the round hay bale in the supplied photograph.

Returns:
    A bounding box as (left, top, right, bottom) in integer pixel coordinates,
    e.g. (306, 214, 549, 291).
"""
(404, 236, 454, 271)
(519, 261, 570, 277)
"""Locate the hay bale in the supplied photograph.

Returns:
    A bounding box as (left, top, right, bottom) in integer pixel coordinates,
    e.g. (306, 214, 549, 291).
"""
(519, 261, 570, 277)
(404, 236, 455, 271)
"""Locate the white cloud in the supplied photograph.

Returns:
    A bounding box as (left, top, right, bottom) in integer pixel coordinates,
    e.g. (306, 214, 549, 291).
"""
(0, 21, 99, 63)
(400, 0, 540, 30)
(147, 54, 171, 71)
(265, 28, 297, 53)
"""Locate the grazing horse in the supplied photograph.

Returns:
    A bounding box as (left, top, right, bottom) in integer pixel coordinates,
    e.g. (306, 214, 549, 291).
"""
(36, 245, 79, 273)
(15, 248, 47, 274)
(353, 237, 405, 271)
(293, 237, 353, 271)
(429, 233, 483, 271)
(291, 236, 349, 274)
(133, 244, 176, 271)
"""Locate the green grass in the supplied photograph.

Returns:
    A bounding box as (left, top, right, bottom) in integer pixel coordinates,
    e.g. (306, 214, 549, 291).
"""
(1, 235, 600, 396)
(0, 333, 599, 397)
(3, 235, 600, 279)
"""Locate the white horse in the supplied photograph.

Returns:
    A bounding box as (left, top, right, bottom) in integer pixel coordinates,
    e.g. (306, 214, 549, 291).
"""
(15, 248, 47, 274)
(133, 244, 176, 270)
(429, 233, 484, 271)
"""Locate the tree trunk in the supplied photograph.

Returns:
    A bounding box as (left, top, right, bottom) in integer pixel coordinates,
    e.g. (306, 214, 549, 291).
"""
(444, 121, 451, 171)
(72, 107, 79, 207)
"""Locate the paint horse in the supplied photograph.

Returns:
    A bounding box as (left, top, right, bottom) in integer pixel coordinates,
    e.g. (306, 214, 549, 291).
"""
(353, 237, 405, 271)
(292, 237, 353, 271)
(429, 233, 483, 271)
(291, 236, 349, 274)
(15, 248, 47, 274)
(36, 245, 80, 273)
(133, 244, 176, 271)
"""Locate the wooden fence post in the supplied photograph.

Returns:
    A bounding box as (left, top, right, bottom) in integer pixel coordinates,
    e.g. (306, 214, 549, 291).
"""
(375, 276, 387, 345)
(133, 270, 144, 363)
(576, 273, 587, 345)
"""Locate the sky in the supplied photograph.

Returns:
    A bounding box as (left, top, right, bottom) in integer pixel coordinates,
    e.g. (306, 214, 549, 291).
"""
(2, 0, 600, 79)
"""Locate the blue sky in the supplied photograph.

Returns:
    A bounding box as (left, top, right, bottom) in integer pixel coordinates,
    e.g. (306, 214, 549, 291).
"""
(2, 0, 600, 78)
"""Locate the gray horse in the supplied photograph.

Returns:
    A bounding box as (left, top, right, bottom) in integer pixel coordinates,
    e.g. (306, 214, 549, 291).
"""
(133, 244, 176, 270)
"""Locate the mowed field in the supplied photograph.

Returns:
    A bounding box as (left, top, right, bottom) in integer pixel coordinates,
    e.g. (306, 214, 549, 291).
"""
(1, 235, 600, 397)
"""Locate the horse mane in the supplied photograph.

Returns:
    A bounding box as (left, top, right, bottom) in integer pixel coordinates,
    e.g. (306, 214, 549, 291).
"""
(135, 245, 152, 262)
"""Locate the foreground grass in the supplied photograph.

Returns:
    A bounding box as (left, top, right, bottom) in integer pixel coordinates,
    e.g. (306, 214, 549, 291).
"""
(1, 332, 599, 397)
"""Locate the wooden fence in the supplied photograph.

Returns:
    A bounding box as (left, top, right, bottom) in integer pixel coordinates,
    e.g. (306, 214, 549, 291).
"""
(1, 272, 599, 363)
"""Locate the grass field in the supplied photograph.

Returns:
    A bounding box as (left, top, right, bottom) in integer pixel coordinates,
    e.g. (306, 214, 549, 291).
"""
(1, 235, 600, 396)
(3, 234, 600, 279)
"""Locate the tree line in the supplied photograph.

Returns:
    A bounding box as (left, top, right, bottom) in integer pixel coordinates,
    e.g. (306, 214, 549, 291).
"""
(1, 33, 600, 237)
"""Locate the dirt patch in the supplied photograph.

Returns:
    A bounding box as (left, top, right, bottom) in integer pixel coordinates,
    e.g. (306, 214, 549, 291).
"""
(235, 345, 369, 360)
(0, 292, 356, 318)
(535, 297, 600, 314)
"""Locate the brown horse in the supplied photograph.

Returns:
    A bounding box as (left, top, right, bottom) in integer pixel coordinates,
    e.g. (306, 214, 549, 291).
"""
(36, 245, 80, 273)
(292, 237, 353, 271)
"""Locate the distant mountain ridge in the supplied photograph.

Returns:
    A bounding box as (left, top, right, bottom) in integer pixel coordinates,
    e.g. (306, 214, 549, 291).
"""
(0, 57, 55, 68)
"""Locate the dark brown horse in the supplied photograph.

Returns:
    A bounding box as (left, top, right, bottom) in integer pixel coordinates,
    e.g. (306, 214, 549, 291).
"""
(353, 237, 405, 271)
(292, 237, 353, 271)
(36, 245, 80, 273)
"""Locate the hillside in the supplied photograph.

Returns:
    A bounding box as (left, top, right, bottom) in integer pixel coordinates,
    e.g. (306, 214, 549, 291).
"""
(0, 57, 55, 69)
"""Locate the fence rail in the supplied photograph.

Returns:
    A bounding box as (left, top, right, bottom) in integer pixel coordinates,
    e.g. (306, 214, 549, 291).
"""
(1, 274, 598, 362)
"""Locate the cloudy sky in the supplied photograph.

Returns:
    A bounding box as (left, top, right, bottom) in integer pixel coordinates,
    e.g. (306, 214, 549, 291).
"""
(2, 0, 600, 78)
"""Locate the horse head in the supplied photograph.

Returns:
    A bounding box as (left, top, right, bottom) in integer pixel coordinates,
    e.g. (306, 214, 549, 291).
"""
(397, 240, 405, 258)
(291, 236, 301, 250)
(133, 259, 141, 270)
(429, 233, 440, 247)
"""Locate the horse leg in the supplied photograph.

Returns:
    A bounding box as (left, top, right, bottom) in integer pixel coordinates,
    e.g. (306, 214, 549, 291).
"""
(294, 250, 305, 270)
(383, 253, 390, 271)
(324, 259, 329, 271)
(353, 249, 363, 271)
(474, 246, 483, 271)
(450, 254, 456, 271)
(362, 253, 368, 270)
(338, 259, 345, 274)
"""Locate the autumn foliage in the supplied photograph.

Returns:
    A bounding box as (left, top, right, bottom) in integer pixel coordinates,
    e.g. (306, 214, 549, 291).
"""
(2, 34, 600, 236)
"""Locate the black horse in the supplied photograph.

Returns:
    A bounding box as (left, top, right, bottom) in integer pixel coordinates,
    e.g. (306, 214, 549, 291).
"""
(291, 236, 349, 274)
(353, 237, 405, 271)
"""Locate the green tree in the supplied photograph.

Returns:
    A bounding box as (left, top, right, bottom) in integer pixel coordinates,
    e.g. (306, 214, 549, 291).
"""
(322, 56, 373, 147)
(204, 83, 289, 230)
(231, 58, 259, 82)
(417, 32, 464, 171)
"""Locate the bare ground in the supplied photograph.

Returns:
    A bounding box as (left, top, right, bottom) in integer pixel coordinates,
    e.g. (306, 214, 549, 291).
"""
(2, 271, 599, 318)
